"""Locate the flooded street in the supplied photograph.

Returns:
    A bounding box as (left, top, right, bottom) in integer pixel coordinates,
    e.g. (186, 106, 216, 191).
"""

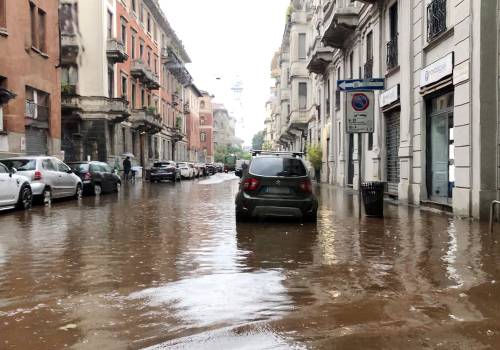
(1, 173, 500, 349)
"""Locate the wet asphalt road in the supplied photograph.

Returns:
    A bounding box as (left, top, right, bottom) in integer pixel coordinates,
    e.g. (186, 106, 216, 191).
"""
(1, 173, 500, 349)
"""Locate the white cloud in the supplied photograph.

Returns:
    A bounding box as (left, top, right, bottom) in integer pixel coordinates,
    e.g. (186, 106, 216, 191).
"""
(160, 0, 289, 146)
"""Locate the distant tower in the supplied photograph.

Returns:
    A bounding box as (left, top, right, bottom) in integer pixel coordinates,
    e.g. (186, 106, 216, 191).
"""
(231, 79, 244, 128)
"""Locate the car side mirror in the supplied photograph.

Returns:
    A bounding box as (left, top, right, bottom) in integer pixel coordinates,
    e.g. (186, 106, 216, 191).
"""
(9, 167, 17, 177)
(66, 169, 73, 174)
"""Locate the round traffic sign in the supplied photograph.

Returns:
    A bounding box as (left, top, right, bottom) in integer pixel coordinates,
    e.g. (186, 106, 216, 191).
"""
(351, 93, 370, 112)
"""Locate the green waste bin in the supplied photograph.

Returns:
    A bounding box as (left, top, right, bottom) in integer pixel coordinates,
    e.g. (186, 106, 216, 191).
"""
(361, 182, 385, 217)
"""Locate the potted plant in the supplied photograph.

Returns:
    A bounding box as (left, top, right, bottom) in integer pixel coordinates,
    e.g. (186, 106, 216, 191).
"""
(307, 144, 323, 182)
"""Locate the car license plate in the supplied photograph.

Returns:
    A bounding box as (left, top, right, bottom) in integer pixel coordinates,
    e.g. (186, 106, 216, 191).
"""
(264, 186, 290, 194)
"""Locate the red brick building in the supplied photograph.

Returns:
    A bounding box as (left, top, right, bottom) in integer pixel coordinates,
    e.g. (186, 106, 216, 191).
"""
(199, 91, 214, 163)
(0, 0, 61, 157)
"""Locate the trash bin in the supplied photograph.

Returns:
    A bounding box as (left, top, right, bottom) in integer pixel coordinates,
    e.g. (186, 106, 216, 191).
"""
(361, 182, 385, 217)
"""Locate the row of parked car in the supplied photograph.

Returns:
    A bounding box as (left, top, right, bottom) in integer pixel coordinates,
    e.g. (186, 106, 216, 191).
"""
(0, 156, 225, 212)
(147, 161, 223, 183)
(0, 156, 122, 211)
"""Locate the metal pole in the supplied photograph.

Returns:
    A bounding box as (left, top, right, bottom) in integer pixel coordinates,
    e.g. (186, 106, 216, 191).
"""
(358, 133, 362, 220)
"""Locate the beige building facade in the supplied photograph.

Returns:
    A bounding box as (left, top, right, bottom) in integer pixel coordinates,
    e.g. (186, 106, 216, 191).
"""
(267, 0, 500, 220)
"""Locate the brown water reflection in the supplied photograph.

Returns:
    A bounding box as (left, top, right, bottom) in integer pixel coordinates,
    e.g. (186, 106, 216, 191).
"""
(0, 175, 499, 349)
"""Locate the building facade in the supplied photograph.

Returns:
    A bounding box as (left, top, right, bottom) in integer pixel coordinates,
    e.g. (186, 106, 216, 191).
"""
(213, 104, 237, 148)
(60, 0, 195, 168)
(267, 0, 500, 220)
(199, 91, 214, 163)
(0, 0, 61, 158)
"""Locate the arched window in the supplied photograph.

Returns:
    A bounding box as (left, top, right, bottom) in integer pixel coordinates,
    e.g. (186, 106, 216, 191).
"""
(200, 132, 206, 142)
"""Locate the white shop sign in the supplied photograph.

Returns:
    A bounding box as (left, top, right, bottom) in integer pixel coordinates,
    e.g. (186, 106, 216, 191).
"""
(379, 84, 399, 108)
(420, 52, 454, 87)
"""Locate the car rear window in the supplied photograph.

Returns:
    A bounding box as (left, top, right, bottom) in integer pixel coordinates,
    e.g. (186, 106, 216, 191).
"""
(250, 157, 307, 177)
(154, 162, 171, 167)
(69, 163, 89, 172)
(0, 159, 37, 171)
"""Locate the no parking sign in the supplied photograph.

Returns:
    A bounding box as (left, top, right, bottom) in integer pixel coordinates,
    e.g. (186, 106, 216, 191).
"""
(346, 91, 374, 133)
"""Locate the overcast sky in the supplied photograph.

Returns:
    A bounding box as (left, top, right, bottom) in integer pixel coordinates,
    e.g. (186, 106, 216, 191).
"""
(160, 0, 289, 146)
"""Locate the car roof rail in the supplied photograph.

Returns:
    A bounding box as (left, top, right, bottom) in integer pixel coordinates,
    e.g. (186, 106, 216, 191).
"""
(251, 150, 304, 158)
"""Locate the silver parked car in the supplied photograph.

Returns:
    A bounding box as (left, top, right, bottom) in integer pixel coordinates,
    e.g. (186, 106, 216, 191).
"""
(0, 157, 83, 204)
(0, 162, 33, 210)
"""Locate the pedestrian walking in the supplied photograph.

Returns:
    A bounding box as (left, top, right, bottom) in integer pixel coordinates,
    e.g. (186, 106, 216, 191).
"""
(123, 156, 132, 181)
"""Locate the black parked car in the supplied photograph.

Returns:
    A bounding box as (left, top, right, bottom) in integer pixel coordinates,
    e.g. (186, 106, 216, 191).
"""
(149, 161, 181, 183)
(235, 152, 318, 222)
(205, 163, 216, 176)
(67, 161, 121, 195)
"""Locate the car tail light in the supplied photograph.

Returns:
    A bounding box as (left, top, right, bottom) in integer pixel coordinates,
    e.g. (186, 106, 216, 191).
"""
(299, 179, 313, 193)
(243, 178, 260, 191)
(84, 172, 92, 181)
(33, 170, 42, 181)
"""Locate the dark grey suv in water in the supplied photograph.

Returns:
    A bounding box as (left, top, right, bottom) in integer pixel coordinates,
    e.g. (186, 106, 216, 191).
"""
(235, 152, 318, 222)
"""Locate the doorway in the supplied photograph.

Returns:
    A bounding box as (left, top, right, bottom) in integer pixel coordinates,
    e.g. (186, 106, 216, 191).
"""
(385, 110, 400, 195)
(427, 92, 454, 204)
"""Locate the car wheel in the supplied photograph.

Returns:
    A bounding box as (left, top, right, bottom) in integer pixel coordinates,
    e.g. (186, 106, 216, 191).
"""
(235, 210, 249, 222)
(303, 212, 318, 223)
(93, 183, 102, 196)
(75, 184, 83, 199)
(43, 187, 52, 205)
(16, 185, 33, 210)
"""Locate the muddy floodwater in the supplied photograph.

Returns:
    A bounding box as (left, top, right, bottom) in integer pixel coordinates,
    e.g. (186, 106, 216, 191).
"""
(1, 173, 500, 349)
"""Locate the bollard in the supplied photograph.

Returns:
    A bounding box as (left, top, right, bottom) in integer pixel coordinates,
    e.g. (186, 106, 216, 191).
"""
(489, 200, 500, 233)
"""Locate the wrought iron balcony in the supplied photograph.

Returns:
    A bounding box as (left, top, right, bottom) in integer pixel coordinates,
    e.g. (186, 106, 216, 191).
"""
(107, 39, 128, 64)
(61, 33, 79, 65)
(321, 1, 360, 49)
(131, 60, 160, 90)
(364, 58, 373, 79)
(386, 35, 398, 70)
(164, 47, 193, 86)
(183, 102, 190, 114)
(427, 0, 447, 42)
(130, 108, 162, 134)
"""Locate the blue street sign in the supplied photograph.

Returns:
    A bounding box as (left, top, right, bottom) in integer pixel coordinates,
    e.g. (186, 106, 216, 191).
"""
(337, 78, 385, 91)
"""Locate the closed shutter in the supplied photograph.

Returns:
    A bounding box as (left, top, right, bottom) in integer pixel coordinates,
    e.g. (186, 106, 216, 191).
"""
(25, 127, 48, 155)
(385, 112, 400, 195)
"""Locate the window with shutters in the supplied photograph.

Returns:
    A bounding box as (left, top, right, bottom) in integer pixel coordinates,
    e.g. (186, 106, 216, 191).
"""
(298, 33, 306, 60)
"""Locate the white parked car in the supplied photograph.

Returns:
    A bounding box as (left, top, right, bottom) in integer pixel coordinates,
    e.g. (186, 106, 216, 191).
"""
(177, 162, 195, 179)
(0, 162, 33, 210)
(0, 157, 83, 204)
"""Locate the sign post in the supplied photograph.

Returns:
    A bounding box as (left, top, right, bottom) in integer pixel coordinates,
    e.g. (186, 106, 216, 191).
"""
(337, 79, 384, 219)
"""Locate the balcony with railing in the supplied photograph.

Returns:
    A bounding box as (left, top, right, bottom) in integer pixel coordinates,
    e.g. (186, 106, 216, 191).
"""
(321, 0, 361, 49)
(364, 58, 373, 79)
(427, 0, 447, 42)
(307, 37, 334, 75)
(107, 39, 128, 64)
(130, 108, 163, 134)
(183, 102, 190, 114)
(61, 33, 79, 64)
(131, 60, 160, 90)
(386, 35, 398, 70)
(61, 96, 130, 123)
(164, 47, 193, 86)
(288, 110, 309, 131)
